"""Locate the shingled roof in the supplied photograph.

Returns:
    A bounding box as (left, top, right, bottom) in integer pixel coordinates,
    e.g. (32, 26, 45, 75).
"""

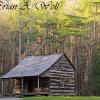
(1, 53, 67, 79)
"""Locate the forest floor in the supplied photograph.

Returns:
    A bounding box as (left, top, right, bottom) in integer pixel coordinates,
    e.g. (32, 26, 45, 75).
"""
(23, 96, 100, 100)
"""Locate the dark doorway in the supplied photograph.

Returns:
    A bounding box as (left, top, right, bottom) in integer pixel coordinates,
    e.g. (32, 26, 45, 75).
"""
(27, 78, 33, 93)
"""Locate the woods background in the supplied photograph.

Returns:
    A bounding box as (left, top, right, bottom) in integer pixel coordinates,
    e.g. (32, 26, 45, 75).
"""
(0, 0, 100, 96)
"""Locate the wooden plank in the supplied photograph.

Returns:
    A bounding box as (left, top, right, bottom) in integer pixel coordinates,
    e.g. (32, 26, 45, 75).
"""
(2, 80, 3, 95)
(50, 92, 75, 96)
(37, 76, 40, 94)
(14, 79, 16, 94)
(21, 78, 24, 94)
(50, 86, 75, 89)
(50, 89, 75, 93)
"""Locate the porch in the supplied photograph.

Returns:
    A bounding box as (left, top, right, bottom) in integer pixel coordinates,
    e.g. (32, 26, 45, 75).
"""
(14, 77, 49, 96)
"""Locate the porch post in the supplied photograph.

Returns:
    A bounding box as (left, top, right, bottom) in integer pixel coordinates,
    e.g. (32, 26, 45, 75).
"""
(14, 79, 16, 94)
(37, 76, 40, 94)
(21, 77, 24, 95)
(2, 79, 4, 95)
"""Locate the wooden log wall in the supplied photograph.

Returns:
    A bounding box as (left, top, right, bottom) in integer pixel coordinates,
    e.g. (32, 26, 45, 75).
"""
(43, 55, 75, 96)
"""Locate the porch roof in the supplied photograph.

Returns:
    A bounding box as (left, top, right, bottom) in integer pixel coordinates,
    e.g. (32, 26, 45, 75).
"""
(1, 53, 64, 79)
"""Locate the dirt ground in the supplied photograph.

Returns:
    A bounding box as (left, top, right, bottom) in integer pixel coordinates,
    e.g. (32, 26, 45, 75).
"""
(0, 97, 21, 100)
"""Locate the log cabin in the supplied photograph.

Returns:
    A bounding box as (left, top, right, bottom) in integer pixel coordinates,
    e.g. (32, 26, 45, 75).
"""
(1, 53, 75, 96)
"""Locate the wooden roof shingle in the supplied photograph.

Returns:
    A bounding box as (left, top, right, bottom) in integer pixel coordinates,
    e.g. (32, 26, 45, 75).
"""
(1, 53, 64, 79)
